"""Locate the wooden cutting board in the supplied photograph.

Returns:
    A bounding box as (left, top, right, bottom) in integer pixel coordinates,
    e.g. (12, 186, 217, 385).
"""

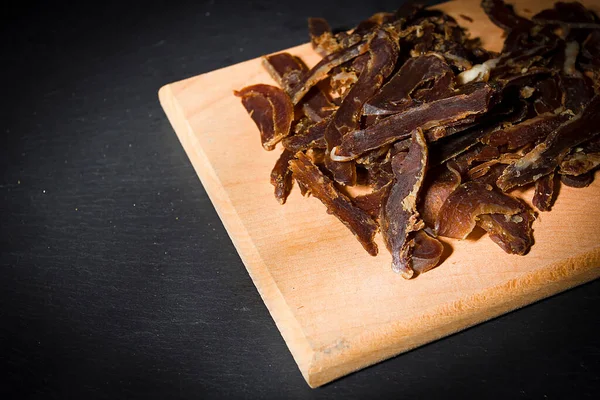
(159, 0, 600, 388)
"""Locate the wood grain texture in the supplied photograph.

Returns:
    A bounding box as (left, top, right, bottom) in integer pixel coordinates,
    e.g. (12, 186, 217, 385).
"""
(159, 0, 600, 388)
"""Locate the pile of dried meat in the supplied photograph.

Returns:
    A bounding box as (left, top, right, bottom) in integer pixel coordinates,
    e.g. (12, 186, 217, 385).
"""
(235, 0, 600, 279)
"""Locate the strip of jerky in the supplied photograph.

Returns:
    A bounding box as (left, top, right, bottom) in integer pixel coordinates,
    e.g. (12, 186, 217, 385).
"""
(324, 122, 356, 185)
(380, 129, 431, 278)
(477, 208, 535, 255)
(436, 181, 524, 239)
(532, 2, 600, 30)
(289, 152, 378, 255)
(351, 182, 392, 219)
(363, 54, 454, 116)
(270, 149, 295, 204)
(262, 53, 308, 91)
(532, 172, 555, 212)
(332, 83, 495, 161)
(421, 161, 462, 228)
(428, 100, 528, 166)
(282, 118, 328, 152)
(334, 29, 399, 136)
(483, 112, 572, 150)
(561, 76, 596, 114)
(560, 146, 600, 175)
(561, 172, 594, 188)
(533, 76, 563, 114)
(325, 29, 399, 186)
(497, 96, 600, 191)
(263, 53, 335, 121)
(308, 18, 341, 57)
(411, 230, 444, 276)
(481, 0, 533, 31)
(289, 39, 371, 104)
(234, 84, 294, 150)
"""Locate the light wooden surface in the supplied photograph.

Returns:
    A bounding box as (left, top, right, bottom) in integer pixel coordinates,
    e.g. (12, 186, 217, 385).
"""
(159, 0, 600, 388)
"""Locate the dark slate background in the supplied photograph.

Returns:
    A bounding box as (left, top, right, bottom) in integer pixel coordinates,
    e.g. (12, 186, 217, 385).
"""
(2, 0, 599, 398)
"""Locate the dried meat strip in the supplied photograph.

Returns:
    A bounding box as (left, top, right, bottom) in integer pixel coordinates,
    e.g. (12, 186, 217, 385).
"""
(380, 130, 435, 278)
(497, 96, 600, 191)
(477, 208, 535, 255)
(308, 18, 341, 57)
(533, 76, 563, 114)
(532, 173, 555, 211)
(364, 54, 455, 116)
(270, 149, 295, 204)
(333, 30, 399, 137)
(263, 53, 335, 121)
(428, 100, 528, 166)
(559, 136, 600, 175)
(561, 172, 594, 187)
(352, 182, 392, 219)
(325, 29, 399, 186)
(332, 83, 496, 161)
(289, 152, 379, 255)
(290, 40, 371, 104)
(411, 230, 444, 275)
(483, 112, 571, 150)
(561, 76, 596, 113)
(532, 1, 600, 30)
(436, 181, 524, 239)
(421, 162, 462, 228)
(262, 53, 308, 91)
(282, 118, 328, 152)
(481, 0, 533, 31)
(235, 84, 294, 150)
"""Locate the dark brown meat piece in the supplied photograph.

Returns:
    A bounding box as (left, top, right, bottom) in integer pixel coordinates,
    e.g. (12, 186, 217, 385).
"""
(332, 83, 496, 161)
(436, 181, 524, 239)
(472, 163, 508, 188)
(561, 76, 596, 114)
(561, 153, 600, 175)
(270, 149, 295, 204)
(308, 18, 341, 57)
(355, 145, 391, 166)
(262, 53, 308, 91)
(477, 208, 535, 255)
(481, 0, 533, 31)
(532, 2, 600, 29)
(325, 29, 399, 186)
(235, 84, 294, 151)
(324, 122, 357, 186)
(333, 30, 399, 137)
(428, 100, 528, 166)
(263, 53, 335, 122)
(497, 96, 600, 191)
(421, 162, 462, 228)
(364, 55, 455, 116)
(581, 31, 600, 74)
(411, 230, 445, 276)
(561, 172, 594, 187)
(532, 173, 555, 211)
(467, 152, 520, 181)
(533, 76, 563, 114)
(351, 182, 392, 219)
(380, 130, 430, 278)
(289, 152, 379, 255)
(290, 40, 371, 104)
(483, 112, 572, 150)
(282, 119, 328, 152)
